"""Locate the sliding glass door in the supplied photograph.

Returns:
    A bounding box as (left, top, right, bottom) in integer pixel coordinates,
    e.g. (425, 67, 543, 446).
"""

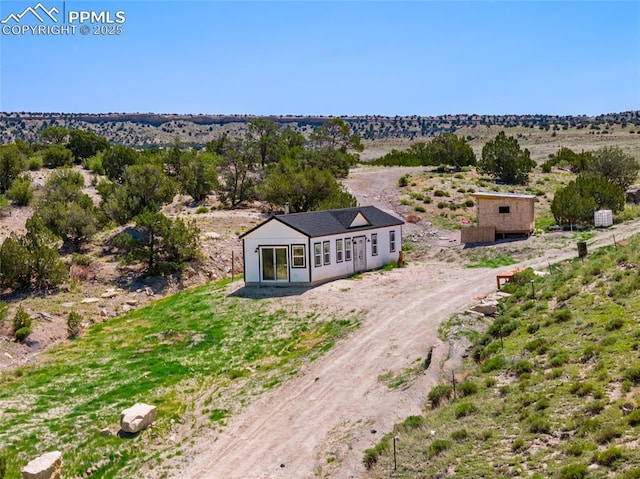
(261, 247, 288, 282)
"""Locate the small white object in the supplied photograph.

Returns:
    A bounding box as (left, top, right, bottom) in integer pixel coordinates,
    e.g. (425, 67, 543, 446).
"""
(594, 209, 613, 228)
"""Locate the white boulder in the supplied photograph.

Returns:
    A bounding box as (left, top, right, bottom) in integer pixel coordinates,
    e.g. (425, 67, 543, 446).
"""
(120, 403, 157, 433)
(470, 300, 499, 316)
(22, 451, 62, 479)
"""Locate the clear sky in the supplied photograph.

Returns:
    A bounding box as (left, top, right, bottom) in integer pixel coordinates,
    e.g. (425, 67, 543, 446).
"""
(1, 1, 639, 116)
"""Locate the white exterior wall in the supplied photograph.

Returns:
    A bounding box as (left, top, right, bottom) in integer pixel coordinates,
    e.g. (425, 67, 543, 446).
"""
(310, 226, 402, 284)
(242, 219, 402, 286)
(242, 220, 309, 284)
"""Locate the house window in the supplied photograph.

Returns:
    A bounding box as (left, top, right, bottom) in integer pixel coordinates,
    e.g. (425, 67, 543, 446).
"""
(389, 230, 396, 253)
(499, 206, 510, 214)
(314, 242, 321, 267)
(345, 238, 352, 261)
(323, 241, 331, 265)
(336, 239, 343, 262)
(292, 244, 306, 268)
(371, 233, 378, 256)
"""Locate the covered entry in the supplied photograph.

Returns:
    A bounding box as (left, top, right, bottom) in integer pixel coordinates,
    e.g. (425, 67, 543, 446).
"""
(261, 247, 288, 282)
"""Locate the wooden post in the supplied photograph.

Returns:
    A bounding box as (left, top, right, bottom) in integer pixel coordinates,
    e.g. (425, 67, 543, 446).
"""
(393, 436, 397, 471)
(451, 370, 456, 398)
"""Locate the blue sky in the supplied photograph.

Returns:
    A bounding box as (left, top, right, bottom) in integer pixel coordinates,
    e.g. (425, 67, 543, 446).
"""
(1, 1, 639, 116)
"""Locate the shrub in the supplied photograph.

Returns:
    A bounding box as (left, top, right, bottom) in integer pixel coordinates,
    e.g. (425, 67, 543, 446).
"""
(363, 435, 390, 470)
(83, 154, 105, 175)
(627, 409, 640, 426)
(15, 327, 31, 342)
(450, 429, 468, 440)
(623, 468, 640, 479)
(593, 446, 623, 466)
(569, 381, 594, 397)
(512, 437, 525, 452)
(528, 414, 551, 434)
(28, 155, 43, 171)
(559, 463, 588, 479)
(414, 205, 426, 213)
(423, 196, 432, 204)
(458, 381, 479, 397)
(595, 424, 621, 444)
(71, 253, 92, 266)
(552, 309, 572, 322)
(12, 306, 32, 341)
(624, 364, 640, 384)
(525, 337, 548, 355)
(401, 415, 425, 430)
(526, 322, 540, 334)
(481, 355, 506, 373)
(564, 441, 584, 457)
(583, 400, 605, 416)
(428, 439, 450, 456)
(67, 311, 82, 339)
(0, 454, 5, 479)
(398, 175, 409, 187)
(428, 385, 453, 408)
(454, 402, 476, 418)
(605, 317, 624, 331)
(6, 175, 33, 206)
(513, 360, 533, 376)
(434, 189, 449, 197)
(535, 397, 550, 411)
(42, 144, 73, 168)
(195, 206, 209, 214)
(437, 201, 447, 209)
(548, 350, 570, 367)
(464, 199, 475, 207)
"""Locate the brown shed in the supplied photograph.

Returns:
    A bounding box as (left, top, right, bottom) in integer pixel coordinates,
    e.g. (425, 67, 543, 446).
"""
(461, 192, 535, 243)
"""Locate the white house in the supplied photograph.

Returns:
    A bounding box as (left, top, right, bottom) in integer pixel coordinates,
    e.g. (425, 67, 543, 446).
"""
(240, 206, 404, 286)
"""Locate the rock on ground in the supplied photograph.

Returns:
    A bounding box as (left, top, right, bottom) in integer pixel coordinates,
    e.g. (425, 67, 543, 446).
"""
(22, 451, 62, 479)
(470, 299, 499, 316)
(120, 403, 157, 433)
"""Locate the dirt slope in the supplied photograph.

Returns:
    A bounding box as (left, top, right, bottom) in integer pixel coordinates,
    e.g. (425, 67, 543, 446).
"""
(170, 261, 497, 479)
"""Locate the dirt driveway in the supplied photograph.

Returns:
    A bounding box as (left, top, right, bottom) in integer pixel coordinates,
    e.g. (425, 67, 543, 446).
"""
(170, 260, 496, 479)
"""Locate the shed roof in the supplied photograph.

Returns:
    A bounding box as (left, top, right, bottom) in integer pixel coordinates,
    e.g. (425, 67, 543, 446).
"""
(471, 192, 536, 200)
(241, 206, 404, 239)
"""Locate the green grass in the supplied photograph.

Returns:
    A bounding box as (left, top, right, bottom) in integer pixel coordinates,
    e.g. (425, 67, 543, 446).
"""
(466, 254, 517, 269)
(366, 234, 640, 478)
(0, 280, 359, 478)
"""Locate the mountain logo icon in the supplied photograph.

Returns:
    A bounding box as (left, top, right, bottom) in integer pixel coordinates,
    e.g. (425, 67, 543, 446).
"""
(1, 3, 59, 24)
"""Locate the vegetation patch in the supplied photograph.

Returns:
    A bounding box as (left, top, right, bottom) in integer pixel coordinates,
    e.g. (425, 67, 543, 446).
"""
(0, 279, 359, 478)
(364, 235, 640, 478)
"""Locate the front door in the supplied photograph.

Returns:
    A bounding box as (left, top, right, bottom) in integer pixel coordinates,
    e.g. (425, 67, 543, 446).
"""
(261, 247, 288, 282)
(353, 236, 366, 273)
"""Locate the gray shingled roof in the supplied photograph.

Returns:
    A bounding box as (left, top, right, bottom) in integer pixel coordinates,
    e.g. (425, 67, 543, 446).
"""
(242, 206, 404, 238)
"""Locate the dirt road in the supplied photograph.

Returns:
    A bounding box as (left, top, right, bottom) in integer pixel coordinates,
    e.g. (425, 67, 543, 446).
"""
(174, 260, 498, 479)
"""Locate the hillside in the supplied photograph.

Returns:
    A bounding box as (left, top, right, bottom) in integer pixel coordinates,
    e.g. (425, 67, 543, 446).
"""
(364, 235, 640, 478)
(2, 112, 640, 157)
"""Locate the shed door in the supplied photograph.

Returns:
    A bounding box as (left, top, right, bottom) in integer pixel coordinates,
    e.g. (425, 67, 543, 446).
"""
(261, 247, 288, 282)
(353, 236, 366, 273)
